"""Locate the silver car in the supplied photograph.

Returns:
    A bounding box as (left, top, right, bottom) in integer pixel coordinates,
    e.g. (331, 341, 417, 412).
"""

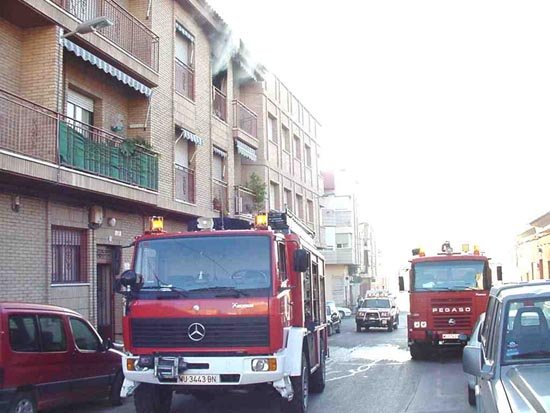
(463, 312, 485, 406)
(463, 280, 550, 412)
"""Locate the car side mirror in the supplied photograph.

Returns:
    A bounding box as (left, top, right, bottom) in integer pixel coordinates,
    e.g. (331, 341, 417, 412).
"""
(462, 345, 482, 376)
(104, 338, 113, 350)
(293, 249, 310, 273)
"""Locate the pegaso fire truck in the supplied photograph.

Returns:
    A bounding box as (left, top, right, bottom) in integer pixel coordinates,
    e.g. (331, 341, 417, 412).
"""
(399, 241, 500, 360)
(116, 211, 328, 413)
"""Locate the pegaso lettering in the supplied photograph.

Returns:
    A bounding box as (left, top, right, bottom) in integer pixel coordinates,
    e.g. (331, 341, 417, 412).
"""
(432, 307, 471, 314)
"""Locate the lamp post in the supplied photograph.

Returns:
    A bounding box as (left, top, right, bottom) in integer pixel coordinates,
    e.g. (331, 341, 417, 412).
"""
(62, 16, 113, 39)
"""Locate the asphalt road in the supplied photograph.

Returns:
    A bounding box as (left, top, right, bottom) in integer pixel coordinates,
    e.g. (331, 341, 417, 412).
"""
(66, 314, 474, 413)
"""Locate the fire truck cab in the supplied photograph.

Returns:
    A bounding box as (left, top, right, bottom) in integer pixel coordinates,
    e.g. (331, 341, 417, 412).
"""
(403, 242, 491, 360)
(116, 211, 328, 413)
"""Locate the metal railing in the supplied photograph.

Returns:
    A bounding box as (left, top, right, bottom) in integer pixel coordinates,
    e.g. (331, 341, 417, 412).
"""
(53, 0, 159, 71)
(174, 164, 195, 203)
(0, 88, 159, 191)
(234, 185, 256, 216)
(232, 100, 257, 138)
(212, 178, 228, 212)
(212, 87, 227, 121)
(175, 60, 194, 100)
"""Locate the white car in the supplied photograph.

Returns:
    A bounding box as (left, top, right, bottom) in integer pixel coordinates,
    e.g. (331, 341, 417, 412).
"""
(337, 306, 352, 318)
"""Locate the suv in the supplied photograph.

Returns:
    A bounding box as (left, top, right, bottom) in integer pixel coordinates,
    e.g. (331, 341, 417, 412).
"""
(463, 281, 550, 412)
(0, 303, 124, 413)
(356, 296, 399, 332)
(326, 301, 341, 335)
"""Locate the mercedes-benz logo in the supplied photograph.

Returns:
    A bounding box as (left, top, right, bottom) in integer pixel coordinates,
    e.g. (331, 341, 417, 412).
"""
(448, 318, 456, 326)
(188, 323, 206, 342)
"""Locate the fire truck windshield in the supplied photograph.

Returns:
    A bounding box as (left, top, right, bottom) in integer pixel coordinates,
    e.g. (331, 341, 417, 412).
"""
(134, 235, 272, 297)
(413, 260, 485, 291)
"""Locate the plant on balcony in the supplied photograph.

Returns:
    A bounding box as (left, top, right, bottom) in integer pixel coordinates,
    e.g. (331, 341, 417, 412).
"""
(246, 172, 266, 212)
(120, 137, 153, 157)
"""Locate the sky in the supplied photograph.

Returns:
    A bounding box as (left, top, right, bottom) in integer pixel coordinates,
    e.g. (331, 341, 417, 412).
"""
(208, 0, 550, 279)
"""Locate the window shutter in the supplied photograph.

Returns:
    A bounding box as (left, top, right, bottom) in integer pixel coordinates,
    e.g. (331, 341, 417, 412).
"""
(67, 89, 94, 112)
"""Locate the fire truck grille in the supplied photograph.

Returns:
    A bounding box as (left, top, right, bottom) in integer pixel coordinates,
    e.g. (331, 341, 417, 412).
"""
(131, 317, 270, 348)
(433, 314, 471, 329)
(431, 297, 473, 330)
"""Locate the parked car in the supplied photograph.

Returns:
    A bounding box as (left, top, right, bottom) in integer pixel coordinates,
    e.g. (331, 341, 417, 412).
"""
(326, 302, 341, 335)
(463, 312, 485, 406)
(337, 306, 352, 318)
(0, 302, 124, 413)
(356, 296, 399, 332)
(463, 280, 550, 412)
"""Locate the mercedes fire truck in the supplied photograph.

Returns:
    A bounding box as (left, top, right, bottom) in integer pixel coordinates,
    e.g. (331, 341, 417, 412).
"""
(402, 242, 492, 359)
(116, 211, 328, 413)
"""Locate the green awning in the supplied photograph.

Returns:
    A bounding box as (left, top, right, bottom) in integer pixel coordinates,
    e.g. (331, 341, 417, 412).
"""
(235, 140, 257, 161)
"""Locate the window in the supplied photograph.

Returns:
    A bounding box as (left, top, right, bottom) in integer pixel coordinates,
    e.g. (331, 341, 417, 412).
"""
(284, 188, 292, 211)
(52, 227, 86, 283)
(175, 31, 193, 66)
(296, 194, 304, 218)
(336, 233, 351, 249)
(305, 145, 312, 167)
(212, 70, 227, 121)
(70, 318, 100, 351)
(277, 242, 287, 281)
(213, 152, 225, 181)
(9, 315, 40, 352)
(270, 182, 280, 210)
(39, 316, 67, 352)
(282, 126, 290, 152)
(294, 136, 301, 160)
(175, 25, 195, 100)
(66, 89, 93, 127)
(307, 199, 314, 223)
(267, 115, 277, 143)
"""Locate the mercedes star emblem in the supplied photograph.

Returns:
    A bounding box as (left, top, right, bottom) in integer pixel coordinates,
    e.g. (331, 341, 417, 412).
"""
(188, 323, 206, 342)
(193, 305, 200, 311)
(448, 318, 456, 326)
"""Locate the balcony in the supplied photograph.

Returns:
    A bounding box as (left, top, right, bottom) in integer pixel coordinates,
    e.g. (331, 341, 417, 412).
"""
(0, 88, 158, 191)
(175, 60, 194, 100)
(232, 100, 258, 149)
(174, 164, 195, 204)
(234, 185, 256, 217)
(52, 0, 159, 72)
(213, 87, 227, 122)
(212, 178, 228, 213)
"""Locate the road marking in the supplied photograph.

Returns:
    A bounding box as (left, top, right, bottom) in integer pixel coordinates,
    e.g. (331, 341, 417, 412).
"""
(326, 360, 379, 382)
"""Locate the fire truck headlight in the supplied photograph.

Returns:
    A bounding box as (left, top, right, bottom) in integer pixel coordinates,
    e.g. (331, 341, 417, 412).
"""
(413, 321, 420, 328)
(420, 321, 427, 328)
(138, 355, 154, 369)
(251, 358, 277, 372)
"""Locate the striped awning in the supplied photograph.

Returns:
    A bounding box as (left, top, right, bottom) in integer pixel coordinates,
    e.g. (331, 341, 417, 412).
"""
(176, 22, 194, 42)
(177, 126, 203, 145)
(62, 39, 152, 97)
(235, 140, 257, 161)
(213, 146, 227, 158)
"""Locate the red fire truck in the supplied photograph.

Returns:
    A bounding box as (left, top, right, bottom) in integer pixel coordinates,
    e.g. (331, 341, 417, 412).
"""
(116, 211, 328, 413)
(401, 242, 494, 360)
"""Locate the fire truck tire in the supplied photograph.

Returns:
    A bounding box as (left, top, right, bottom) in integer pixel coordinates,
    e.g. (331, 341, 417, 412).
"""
(409, 343, 427, 360)
(281, 352, 309, 413)
(468, 386, 476, 406)
(134, 384, 173, 413)
(310, 344, 326, 393)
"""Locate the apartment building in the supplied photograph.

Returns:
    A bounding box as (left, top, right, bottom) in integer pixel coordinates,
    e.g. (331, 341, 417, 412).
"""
(320, 170, 363, 307)
(516, 210, 550, 281)
(0, 0, 320, 340)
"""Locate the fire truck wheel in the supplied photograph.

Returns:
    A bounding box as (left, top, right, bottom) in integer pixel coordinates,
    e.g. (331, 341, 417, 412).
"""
(281, 352, 309, 413)
(468, 386, 476, 406)
(134, 384, 173, 413)
(409, 343, 426, 360)
(310, 344, 326, 393)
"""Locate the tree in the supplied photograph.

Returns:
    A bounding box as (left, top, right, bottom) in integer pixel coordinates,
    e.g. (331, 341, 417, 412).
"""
(247, 172, 266, 212)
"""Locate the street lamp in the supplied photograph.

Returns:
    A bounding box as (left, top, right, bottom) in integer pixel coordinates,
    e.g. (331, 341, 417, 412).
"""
(62, 16, 113, 38)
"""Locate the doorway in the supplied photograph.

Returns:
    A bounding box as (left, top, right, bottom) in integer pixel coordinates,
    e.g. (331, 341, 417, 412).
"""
(96, 245, 121, 341)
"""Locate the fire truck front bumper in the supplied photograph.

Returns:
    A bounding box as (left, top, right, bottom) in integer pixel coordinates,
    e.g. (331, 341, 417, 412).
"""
(408, 329, 469, 346)
(122, 353, 287, 393)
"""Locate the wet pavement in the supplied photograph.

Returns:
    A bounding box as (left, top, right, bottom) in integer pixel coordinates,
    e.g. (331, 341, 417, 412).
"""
(62, 314, 474, 413)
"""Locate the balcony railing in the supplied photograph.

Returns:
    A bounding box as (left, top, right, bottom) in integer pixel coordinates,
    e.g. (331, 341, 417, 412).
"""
(234, 185, 256, 216)
(53, 0, 159, 71)
(212, 87, 227, 122)
(175, 60, 194, 100)
(212, 178, 228, 212)
(174, 164, 195, 204)
(233, 100, 257, 138)
(0, 88, 158, 191)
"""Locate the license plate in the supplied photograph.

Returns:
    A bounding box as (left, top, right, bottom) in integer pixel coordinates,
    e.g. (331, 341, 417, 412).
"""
(179, 374, 220, 385)
(442, 334, 459, 339)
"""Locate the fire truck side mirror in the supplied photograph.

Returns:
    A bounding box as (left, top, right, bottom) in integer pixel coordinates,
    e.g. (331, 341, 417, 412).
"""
(398, 276, 405, 292)
(293, 249, 310, 273)
(119, 270, 138, 290)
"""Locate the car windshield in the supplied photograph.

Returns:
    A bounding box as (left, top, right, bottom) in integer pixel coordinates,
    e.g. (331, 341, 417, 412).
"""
(134, 235, 272, 297)
(362, 299, 390, 308)
(413, 260, 485, 291)
(503, 297, 550, 363)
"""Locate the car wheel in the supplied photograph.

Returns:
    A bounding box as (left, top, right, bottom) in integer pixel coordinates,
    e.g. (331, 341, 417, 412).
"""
(387, 319, 394, 332)
(9, 393, 36, 413)
(134, 383, 173, 413)
(468, 386, 476, 406)
(281, 352, 309, 413)
(109, 371, 124, 406)
(356, 324, 362, 332)
(310, 343, 326, 393)
(339, 310, 345, 319)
